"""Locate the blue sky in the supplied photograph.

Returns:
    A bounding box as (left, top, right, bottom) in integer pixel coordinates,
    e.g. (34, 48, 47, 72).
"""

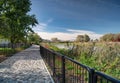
(30, 0, 120, 40)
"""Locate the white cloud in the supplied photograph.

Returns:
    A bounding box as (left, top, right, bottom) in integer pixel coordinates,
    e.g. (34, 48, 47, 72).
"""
(47, 18, 53, 23)
(39, 23, 47, 27)
(33, 18, 53, 32)
(67, 29, 103, 40)
(67, 29, 95, 34)
(37, 32, 76, 41)
(33, 23, 47, 32)
(35, 28, 103, 41)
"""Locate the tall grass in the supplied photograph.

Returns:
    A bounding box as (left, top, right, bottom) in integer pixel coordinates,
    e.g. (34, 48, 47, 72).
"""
(45, 42, 120, 79)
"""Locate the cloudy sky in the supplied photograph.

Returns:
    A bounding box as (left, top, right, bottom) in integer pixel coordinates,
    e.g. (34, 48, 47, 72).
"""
(30, 0, 120, 40)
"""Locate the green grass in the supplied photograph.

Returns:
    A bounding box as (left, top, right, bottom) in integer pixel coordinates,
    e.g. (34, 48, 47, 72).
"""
(0, 48, 12, 50)
(0, 48, 15, 56)
(45, 42, 120, 80)
(0, 45, 30, 57)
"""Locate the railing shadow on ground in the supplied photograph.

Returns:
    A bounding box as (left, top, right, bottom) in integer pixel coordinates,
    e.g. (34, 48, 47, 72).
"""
(40, 45, 120, 83)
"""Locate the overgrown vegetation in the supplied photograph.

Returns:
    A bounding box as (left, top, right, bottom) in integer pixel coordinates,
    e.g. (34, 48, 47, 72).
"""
(42, 42, 120, 79)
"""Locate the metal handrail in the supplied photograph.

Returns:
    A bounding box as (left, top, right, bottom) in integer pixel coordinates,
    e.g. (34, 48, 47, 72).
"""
(40, 45, 120, 83)
(94, 72, 120, 83)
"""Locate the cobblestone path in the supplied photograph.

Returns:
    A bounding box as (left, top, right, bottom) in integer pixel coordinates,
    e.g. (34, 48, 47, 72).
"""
(0, 45, 54, 83)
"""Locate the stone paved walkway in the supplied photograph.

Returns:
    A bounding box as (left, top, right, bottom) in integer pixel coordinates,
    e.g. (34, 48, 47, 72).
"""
(0, 45, 54, 83)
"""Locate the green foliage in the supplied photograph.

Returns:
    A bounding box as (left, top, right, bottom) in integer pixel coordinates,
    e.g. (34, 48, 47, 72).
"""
(100, 33, 120, 42)
(0, 0, 38, 44)
(84, 34, 90, 42)
(27, 33, 42, 45)
(76, 35, 84, 42)
(0, 44, 30, 57)
(51, 37, 61, 43)
(0, 47, 15, 56)
(48, 42, 120, 79)
(76, 34, 90, 42)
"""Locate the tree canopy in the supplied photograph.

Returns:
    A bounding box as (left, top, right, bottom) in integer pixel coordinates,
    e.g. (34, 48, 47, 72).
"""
(100, 33, 120, 42)
(28, 33, 42, 45)
(51, 37, 60, 43)
(76, 34, 90, 42)
(0, 0, 38, 44)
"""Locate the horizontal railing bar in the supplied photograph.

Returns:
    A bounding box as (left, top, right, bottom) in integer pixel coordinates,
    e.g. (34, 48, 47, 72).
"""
(41, 46, 93, 72)
(41, 46, 64, 57)
(64, 56, 92, 72)
(95, 72, 120, 83)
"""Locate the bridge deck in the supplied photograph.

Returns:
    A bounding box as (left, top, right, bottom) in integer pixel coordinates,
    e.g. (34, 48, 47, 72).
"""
(0, 45, 54, 83)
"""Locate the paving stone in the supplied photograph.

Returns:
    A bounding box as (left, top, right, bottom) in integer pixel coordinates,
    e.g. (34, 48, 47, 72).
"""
(0, 45, 54, 83)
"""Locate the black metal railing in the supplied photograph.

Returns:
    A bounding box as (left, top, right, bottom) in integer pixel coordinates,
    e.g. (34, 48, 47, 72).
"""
(93, 72, 120, 83)
(40, 46, 120, 83)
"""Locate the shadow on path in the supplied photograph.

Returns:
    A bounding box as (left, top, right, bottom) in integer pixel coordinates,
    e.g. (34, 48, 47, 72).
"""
(0, 45, 54, 83)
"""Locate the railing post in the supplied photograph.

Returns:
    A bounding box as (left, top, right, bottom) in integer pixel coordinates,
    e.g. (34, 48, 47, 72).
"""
(40, 46, 41, 54)
(53, 53, 55, 77)
(89, 68, 95, 83)
(45, 49, 47, 62)
(62, 56, 65, 83)
(93, 74, 97, 83)
(40, 46, 42, 55)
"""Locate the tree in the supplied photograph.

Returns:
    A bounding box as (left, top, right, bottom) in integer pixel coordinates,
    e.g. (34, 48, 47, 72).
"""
(114, 33, 120, 42)
(76, 35, 84, 42)
(28, 33, 42, 45)
(84, 34, 90, 42)
(0, 0, 38, 48)
(100, 33, 114, 42)
(0, 1, 9, 37)
(76, 34, 90, 42)
(100, 33, 120, 42)
(51, 38, 60, 42)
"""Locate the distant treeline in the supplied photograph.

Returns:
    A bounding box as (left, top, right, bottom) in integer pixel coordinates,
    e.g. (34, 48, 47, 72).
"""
(49, 33, 120, 43)
(100, 33, 120, 42)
